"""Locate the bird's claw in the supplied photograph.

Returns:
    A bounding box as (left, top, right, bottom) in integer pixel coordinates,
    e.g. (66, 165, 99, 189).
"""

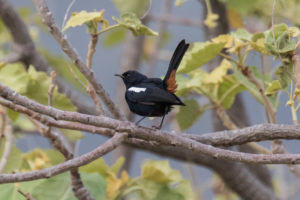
(151, 125, 161, 130)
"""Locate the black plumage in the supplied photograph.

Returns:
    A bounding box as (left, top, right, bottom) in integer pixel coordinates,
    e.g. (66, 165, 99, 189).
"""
(115, 40, 189, 129)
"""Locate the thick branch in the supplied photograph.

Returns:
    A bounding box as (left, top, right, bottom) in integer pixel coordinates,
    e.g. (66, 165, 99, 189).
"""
(2, 87, 300, 165)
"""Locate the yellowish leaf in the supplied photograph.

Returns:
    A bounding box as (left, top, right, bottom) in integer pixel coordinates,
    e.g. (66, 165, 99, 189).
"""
(0, 62, 6, 70)
(120, 170, 129, 185)
(101, 19, 109, 29)
(23, 148, 51, 170)
(106, 170, 129, 199)
(251, 38, 269, 55)
(288, 26, 300, 37)
(142, 160, 182, 183)
(175, 0, 188, 6)
(227, 39, 247, 53)
(212, 34, 233, 48)
(112, 13, 158, 36)
(227, 8, 244, 28)
(107, 176, 122, 199)
(63, 10, 105, 31)
(203, 59, 231, 84)
(204, 12, 219, 29)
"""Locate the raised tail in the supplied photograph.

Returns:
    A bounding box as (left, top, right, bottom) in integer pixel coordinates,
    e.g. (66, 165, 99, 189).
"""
(163, 40, 189, 93)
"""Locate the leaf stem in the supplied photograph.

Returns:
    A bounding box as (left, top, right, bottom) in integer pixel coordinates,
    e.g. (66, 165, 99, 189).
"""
(96, 24, 121, 35)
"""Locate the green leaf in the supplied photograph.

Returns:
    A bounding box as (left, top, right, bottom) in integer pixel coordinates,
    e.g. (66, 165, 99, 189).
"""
(251, 32, 269, 55)
(264, 23, 296, 56)
(217, 75, 245, 109)
(203, 59, 232, 84)
(175, 75, 190, 96)
(174, 180, 195, 200)
(40, 49, 87, 91)
(142, 160, 182, 183)
(275, 64, 293, 89)
(80, 158, 110, 178)
(265, 80, 282, 96)
(80, 157, 124, 178)
(177, 99, 204, 130)
(7, 108, 19, 122)
(25, 66, 77, 111)
(136, 180, 163, 200)
(0, 181, 43, 200)
(231, 28, 252, 41)
(102, 28, 126, 47)
(0, 63, 30, 93)
(59, 129, 83, 142)
(112, 13, 158, 36)
(178, 42, 225, 73)
(154, 186, 184, 200)
(112, 0, 150, 17)
(111, 156, 125, 174)
(234, 67, 264, 104)
(43, 149, 65, 165)
(233, 66, 278, 109)
(22, 148, 64, 171)
(32, 172, 106, 200)
(14, 116, 35, 132)
(63, 10, 105, 31)
(0, 140, 23, 173)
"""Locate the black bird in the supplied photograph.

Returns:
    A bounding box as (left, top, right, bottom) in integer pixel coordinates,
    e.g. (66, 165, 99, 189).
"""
(115, 40, 189, 129)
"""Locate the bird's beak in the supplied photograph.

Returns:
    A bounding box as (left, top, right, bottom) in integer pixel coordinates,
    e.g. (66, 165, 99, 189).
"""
(114, 74, 124, 79)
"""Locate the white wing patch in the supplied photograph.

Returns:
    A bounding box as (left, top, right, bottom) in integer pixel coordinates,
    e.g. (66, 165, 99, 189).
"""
(128, 87, 146, 93)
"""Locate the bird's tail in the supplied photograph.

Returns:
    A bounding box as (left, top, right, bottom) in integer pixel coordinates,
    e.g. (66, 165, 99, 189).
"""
(163, 40, 189, 93)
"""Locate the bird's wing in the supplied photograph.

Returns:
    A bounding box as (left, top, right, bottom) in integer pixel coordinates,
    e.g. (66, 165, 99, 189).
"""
(126, 86, 183, 105)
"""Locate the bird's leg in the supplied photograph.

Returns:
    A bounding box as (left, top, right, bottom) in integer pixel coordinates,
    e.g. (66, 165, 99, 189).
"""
(135, 116, 146, 126)
(152, 114, 165, 130)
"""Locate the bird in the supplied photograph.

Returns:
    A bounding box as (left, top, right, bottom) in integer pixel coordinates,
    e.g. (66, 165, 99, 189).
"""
(115, 40, 189, 129)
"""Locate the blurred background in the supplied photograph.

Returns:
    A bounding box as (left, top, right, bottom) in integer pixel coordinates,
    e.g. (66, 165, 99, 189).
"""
(6, 0, 300, 199)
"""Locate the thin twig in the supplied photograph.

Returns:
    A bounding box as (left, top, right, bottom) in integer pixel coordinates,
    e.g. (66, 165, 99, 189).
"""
(0, 116, 13, 173)
(33, 0, 125, 120)
(247, 72, 277, 123)
(86, 33, 105, 115)
(0, 0, 96, 115)
(30, 119, 94, 200)
(48, 71, 56, 107)
(62, 0, 76, 30)
(18, 189, 35, 200)
(0, 106, 6, 147)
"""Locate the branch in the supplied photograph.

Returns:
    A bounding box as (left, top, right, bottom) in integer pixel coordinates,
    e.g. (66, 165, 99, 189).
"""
(0, 0, 96, 115)
(127, 138, 278, 200)
(86, 34, 105, 116)
(0, 116, 13, 173)
(18, 189, 35, 200)
(3, 86, 300, 165)
(0, 133, 126, 183)
(114, 32, 146, 172)
(33, 0, 125, 120)
(31, 119, 95, 200)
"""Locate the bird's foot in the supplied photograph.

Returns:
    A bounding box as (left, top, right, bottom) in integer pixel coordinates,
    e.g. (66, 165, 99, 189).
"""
(151, 125, 161, 130)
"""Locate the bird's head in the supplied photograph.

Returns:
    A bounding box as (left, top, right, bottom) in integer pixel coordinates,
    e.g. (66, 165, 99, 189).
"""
(115, 70, 147, 88)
